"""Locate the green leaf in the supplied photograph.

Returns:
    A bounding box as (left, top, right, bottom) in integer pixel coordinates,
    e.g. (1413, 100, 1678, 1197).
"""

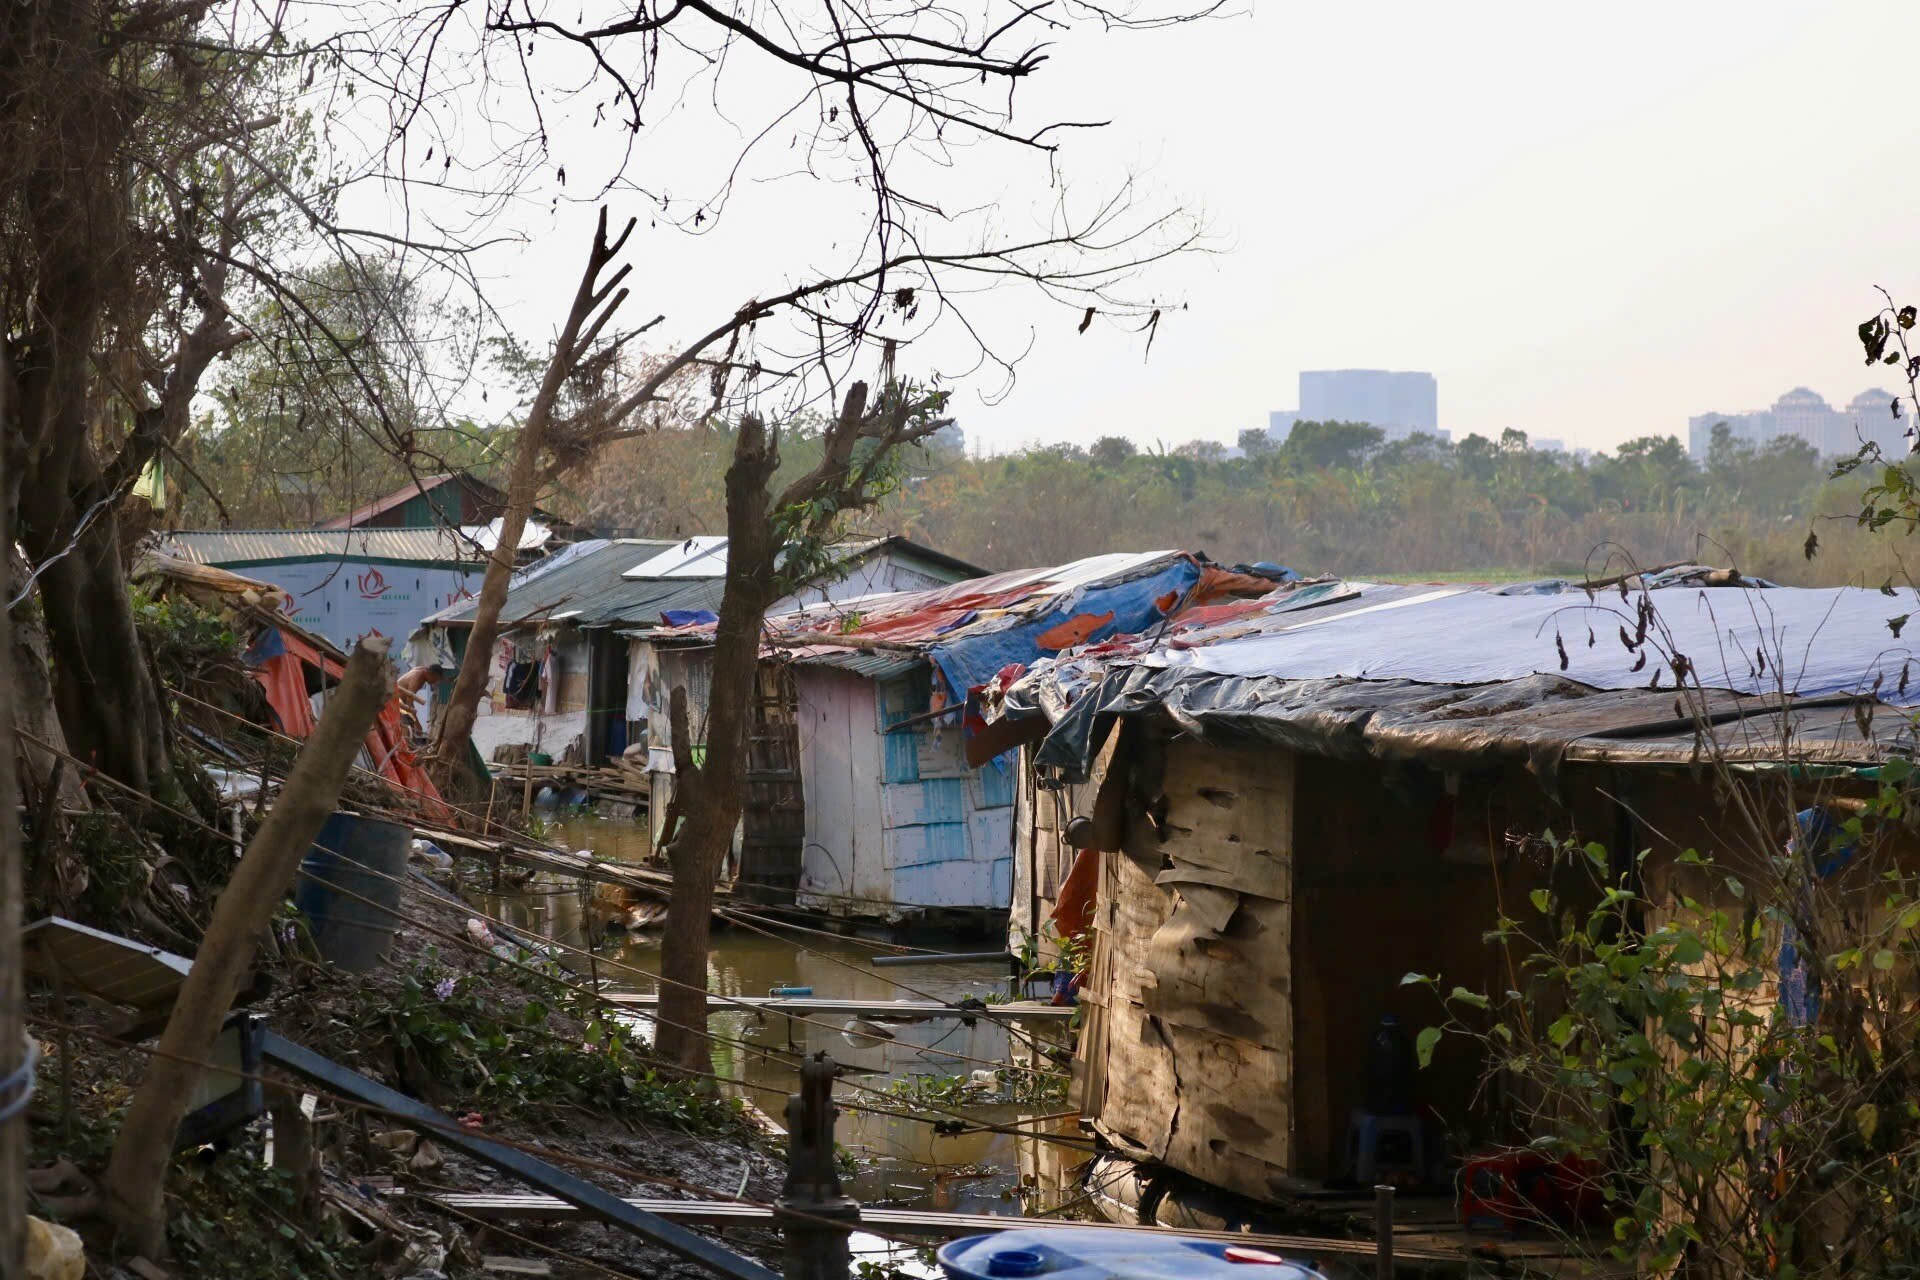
(1548, 1015, 1575, 1048)
(1529, 888, 1552, 914)
(1873, 948, 1897, 971)
(1669, 935, 1705, 966)
(1448, 986, 1489, 1010)
(1415, 1026, 1443, 1069)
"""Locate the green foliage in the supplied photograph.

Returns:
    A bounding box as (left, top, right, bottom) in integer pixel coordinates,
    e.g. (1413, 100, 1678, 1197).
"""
(884, 1061, 1066, 1111)
(1415, 778, 1920, 1277)
(383, 957, 745, 1135)
(168, 1158, 367, 1280)
(131, 589, 238, 695)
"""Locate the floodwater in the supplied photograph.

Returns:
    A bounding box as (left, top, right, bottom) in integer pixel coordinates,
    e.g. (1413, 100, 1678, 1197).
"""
(477, 813, 1088, 1240)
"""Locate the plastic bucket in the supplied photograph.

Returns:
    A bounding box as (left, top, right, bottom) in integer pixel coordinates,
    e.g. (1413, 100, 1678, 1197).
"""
(293, 811, 410, 972)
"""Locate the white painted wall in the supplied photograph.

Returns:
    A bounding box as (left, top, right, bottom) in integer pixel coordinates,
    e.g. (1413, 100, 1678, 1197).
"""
(793, 669, 891, 914)
(774, 549, 957, 613)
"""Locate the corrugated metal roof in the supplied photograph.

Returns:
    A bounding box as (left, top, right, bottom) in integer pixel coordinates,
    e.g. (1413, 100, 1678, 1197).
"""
(162, 528, 489, 567)
(429, 535, 980, 632)
(425, 539, 734, 628)
(789, 648, 925, 680)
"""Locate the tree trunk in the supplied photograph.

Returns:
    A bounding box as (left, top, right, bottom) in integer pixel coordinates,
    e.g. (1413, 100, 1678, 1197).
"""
(103, 638, 393, 1257)
(22, 514, 170, 795)
(0, 350, 27, 1280)
(652, 415, 780, 1074)
(427, 420, 544, 797)
(428, 210, 635, 794)
(8, 549, 85, 811)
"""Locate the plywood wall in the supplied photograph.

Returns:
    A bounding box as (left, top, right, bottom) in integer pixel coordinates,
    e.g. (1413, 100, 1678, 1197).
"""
(1081, 734, 1298, 1204)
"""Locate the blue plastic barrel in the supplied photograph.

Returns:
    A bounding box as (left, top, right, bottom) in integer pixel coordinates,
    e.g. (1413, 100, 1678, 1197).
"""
(293, 811, 410, 972)
(938, 1228, 1326, 1279)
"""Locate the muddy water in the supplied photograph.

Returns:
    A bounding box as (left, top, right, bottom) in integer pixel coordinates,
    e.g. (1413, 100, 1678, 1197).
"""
(480, 815, 1087, 1233)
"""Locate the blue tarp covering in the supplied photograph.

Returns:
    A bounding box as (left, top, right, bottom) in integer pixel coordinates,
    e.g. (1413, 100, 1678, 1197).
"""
(660, 608, 718, 628)
(1144, 585, 1920, 707)
(928, 558, 1203, 696)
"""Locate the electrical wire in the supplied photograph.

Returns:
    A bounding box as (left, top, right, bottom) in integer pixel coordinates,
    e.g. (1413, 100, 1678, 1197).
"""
(15, 727, 1090, 1150)
(166, 684, 1018, 926)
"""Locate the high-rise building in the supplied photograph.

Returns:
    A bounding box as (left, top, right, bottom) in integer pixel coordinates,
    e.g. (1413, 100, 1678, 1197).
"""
(1268, 369, 1441, 443)
(1300, 369, 1438, 433)
(1687, 387, 1905, 461)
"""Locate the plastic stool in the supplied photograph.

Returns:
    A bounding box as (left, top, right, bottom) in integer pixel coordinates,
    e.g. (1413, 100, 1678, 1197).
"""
(1345, 1108, 1426, 1184)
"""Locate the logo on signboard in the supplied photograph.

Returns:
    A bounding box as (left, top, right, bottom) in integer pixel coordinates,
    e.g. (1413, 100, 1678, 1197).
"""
(356, 567, 390, 598)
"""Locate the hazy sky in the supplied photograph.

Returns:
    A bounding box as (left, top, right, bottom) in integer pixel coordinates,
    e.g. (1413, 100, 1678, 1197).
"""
(388, 1, 1920, 455)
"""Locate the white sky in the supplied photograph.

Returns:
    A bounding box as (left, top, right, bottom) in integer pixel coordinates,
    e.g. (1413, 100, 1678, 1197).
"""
(361, 0, 1920, 455)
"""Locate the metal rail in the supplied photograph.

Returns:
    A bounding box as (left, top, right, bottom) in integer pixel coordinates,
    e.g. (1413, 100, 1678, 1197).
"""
(259, 1032, 778, 1280)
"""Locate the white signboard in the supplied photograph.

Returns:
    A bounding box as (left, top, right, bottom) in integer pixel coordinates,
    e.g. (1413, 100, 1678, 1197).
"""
(236, 557, 484, 663)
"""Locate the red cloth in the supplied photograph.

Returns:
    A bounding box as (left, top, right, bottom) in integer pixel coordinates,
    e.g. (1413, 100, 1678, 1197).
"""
(252, 653, 316, 738)
(365, 695, 450, 823)
(1050, 846, 1100, 953)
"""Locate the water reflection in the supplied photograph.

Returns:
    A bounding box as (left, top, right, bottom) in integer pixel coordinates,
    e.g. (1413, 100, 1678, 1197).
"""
(475, 815, 1087, 1224)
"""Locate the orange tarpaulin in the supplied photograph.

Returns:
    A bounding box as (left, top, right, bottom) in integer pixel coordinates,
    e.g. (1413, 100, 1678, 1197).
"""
(1051, 846, 1099, 954)
(246, 624, 449, 822)
(365, 695, 450, 824)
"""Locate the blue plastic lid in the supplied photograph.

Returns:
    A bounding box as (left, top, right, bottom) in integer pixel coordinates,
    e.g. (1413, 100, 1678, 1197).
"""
(937, 1228, 1326, 1280)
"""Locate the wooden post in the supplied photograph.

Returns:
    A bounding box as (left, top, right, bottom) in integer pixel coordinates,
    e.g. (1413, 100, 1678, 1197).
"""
(1374, 1184, 1395, 1280)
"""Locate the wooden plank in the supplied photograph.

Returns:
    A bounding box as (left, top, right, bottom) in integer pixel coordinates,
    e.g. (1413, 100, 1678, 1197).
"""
(600, 993, 1075, 1022)
(424, 1193, 1470, 1265)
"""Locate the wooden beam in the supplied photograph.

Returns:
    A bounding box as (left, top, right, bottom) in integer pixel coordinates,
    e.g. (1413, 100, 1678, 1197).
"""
(424, 1193, 1471, 1267)
(600, 994, 1076, 1022)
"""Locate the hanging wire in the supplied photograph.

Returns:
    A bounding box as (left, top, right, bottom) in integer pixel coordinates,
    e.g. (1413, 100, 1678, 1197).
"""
(14, 726, 1090, 1148)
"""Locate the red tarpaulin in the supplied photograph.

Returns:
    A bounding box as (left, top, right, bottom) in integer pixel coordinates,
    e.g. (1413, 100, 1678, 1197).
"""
(246, 624, 449, 822)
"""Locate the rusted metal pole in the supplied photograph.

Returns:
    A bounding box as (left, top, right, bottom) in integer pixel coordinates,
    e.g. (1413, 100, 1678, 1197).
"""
(779, 1051, 860, 1279)
(1374, 1184, 1395, 1280)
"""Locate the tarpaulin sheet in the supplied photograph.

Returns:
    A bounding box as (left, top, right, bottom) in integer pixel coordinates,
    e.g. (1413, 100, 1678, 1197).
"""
(244, 628, 317, 738)
(1027, 664, 1902, 781)
(929, 558, 1203, 697)
(1139, 586, 1920, 707)
(245, 624, 450, 821)
(366, 697, 450, 823)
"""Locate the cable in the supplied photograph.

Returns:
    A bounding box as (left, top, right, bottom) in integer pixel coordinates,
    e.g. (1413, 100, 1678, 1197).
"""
(169, 683, 1041, 920)
(16, 727, 1088, 1148)
(19, 1013, 937, 1253)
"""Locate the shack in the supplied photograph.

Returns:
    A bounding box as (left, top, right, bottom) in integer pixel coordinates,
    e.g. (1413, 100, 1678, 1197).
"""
(161, 528, 494, 665)
(639, 551, 1288, 920)
(418, 535, 981, 774)
(317, 470, 578, 544)
(983, 571, 1916, 1215)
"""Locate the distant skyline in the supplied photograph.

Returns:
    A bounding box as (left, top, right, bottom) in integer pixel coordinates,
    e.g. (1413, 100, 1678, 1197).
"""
(402, 2, 1920, 458)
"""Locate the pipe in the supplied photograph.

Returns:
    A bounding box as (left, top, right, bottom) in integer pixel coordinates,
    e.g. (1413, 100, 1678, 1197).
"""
(870, 950, 1012, 967)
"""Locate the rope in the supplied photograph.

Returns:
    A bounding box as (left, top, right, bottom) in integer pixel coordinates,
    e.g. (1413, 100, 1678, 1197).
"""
(0, 1037, 42, 1124)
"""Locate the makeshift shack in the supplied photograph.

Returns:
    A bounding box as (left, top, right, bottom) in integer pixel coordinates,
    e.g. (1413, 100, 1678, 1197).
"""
(640, 551, 1287, 919)
(986, 572, 1917, 1211)
(138, 554, 450, 821)
(418, 535, 981, 776)
(161, 528, 495, 666)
